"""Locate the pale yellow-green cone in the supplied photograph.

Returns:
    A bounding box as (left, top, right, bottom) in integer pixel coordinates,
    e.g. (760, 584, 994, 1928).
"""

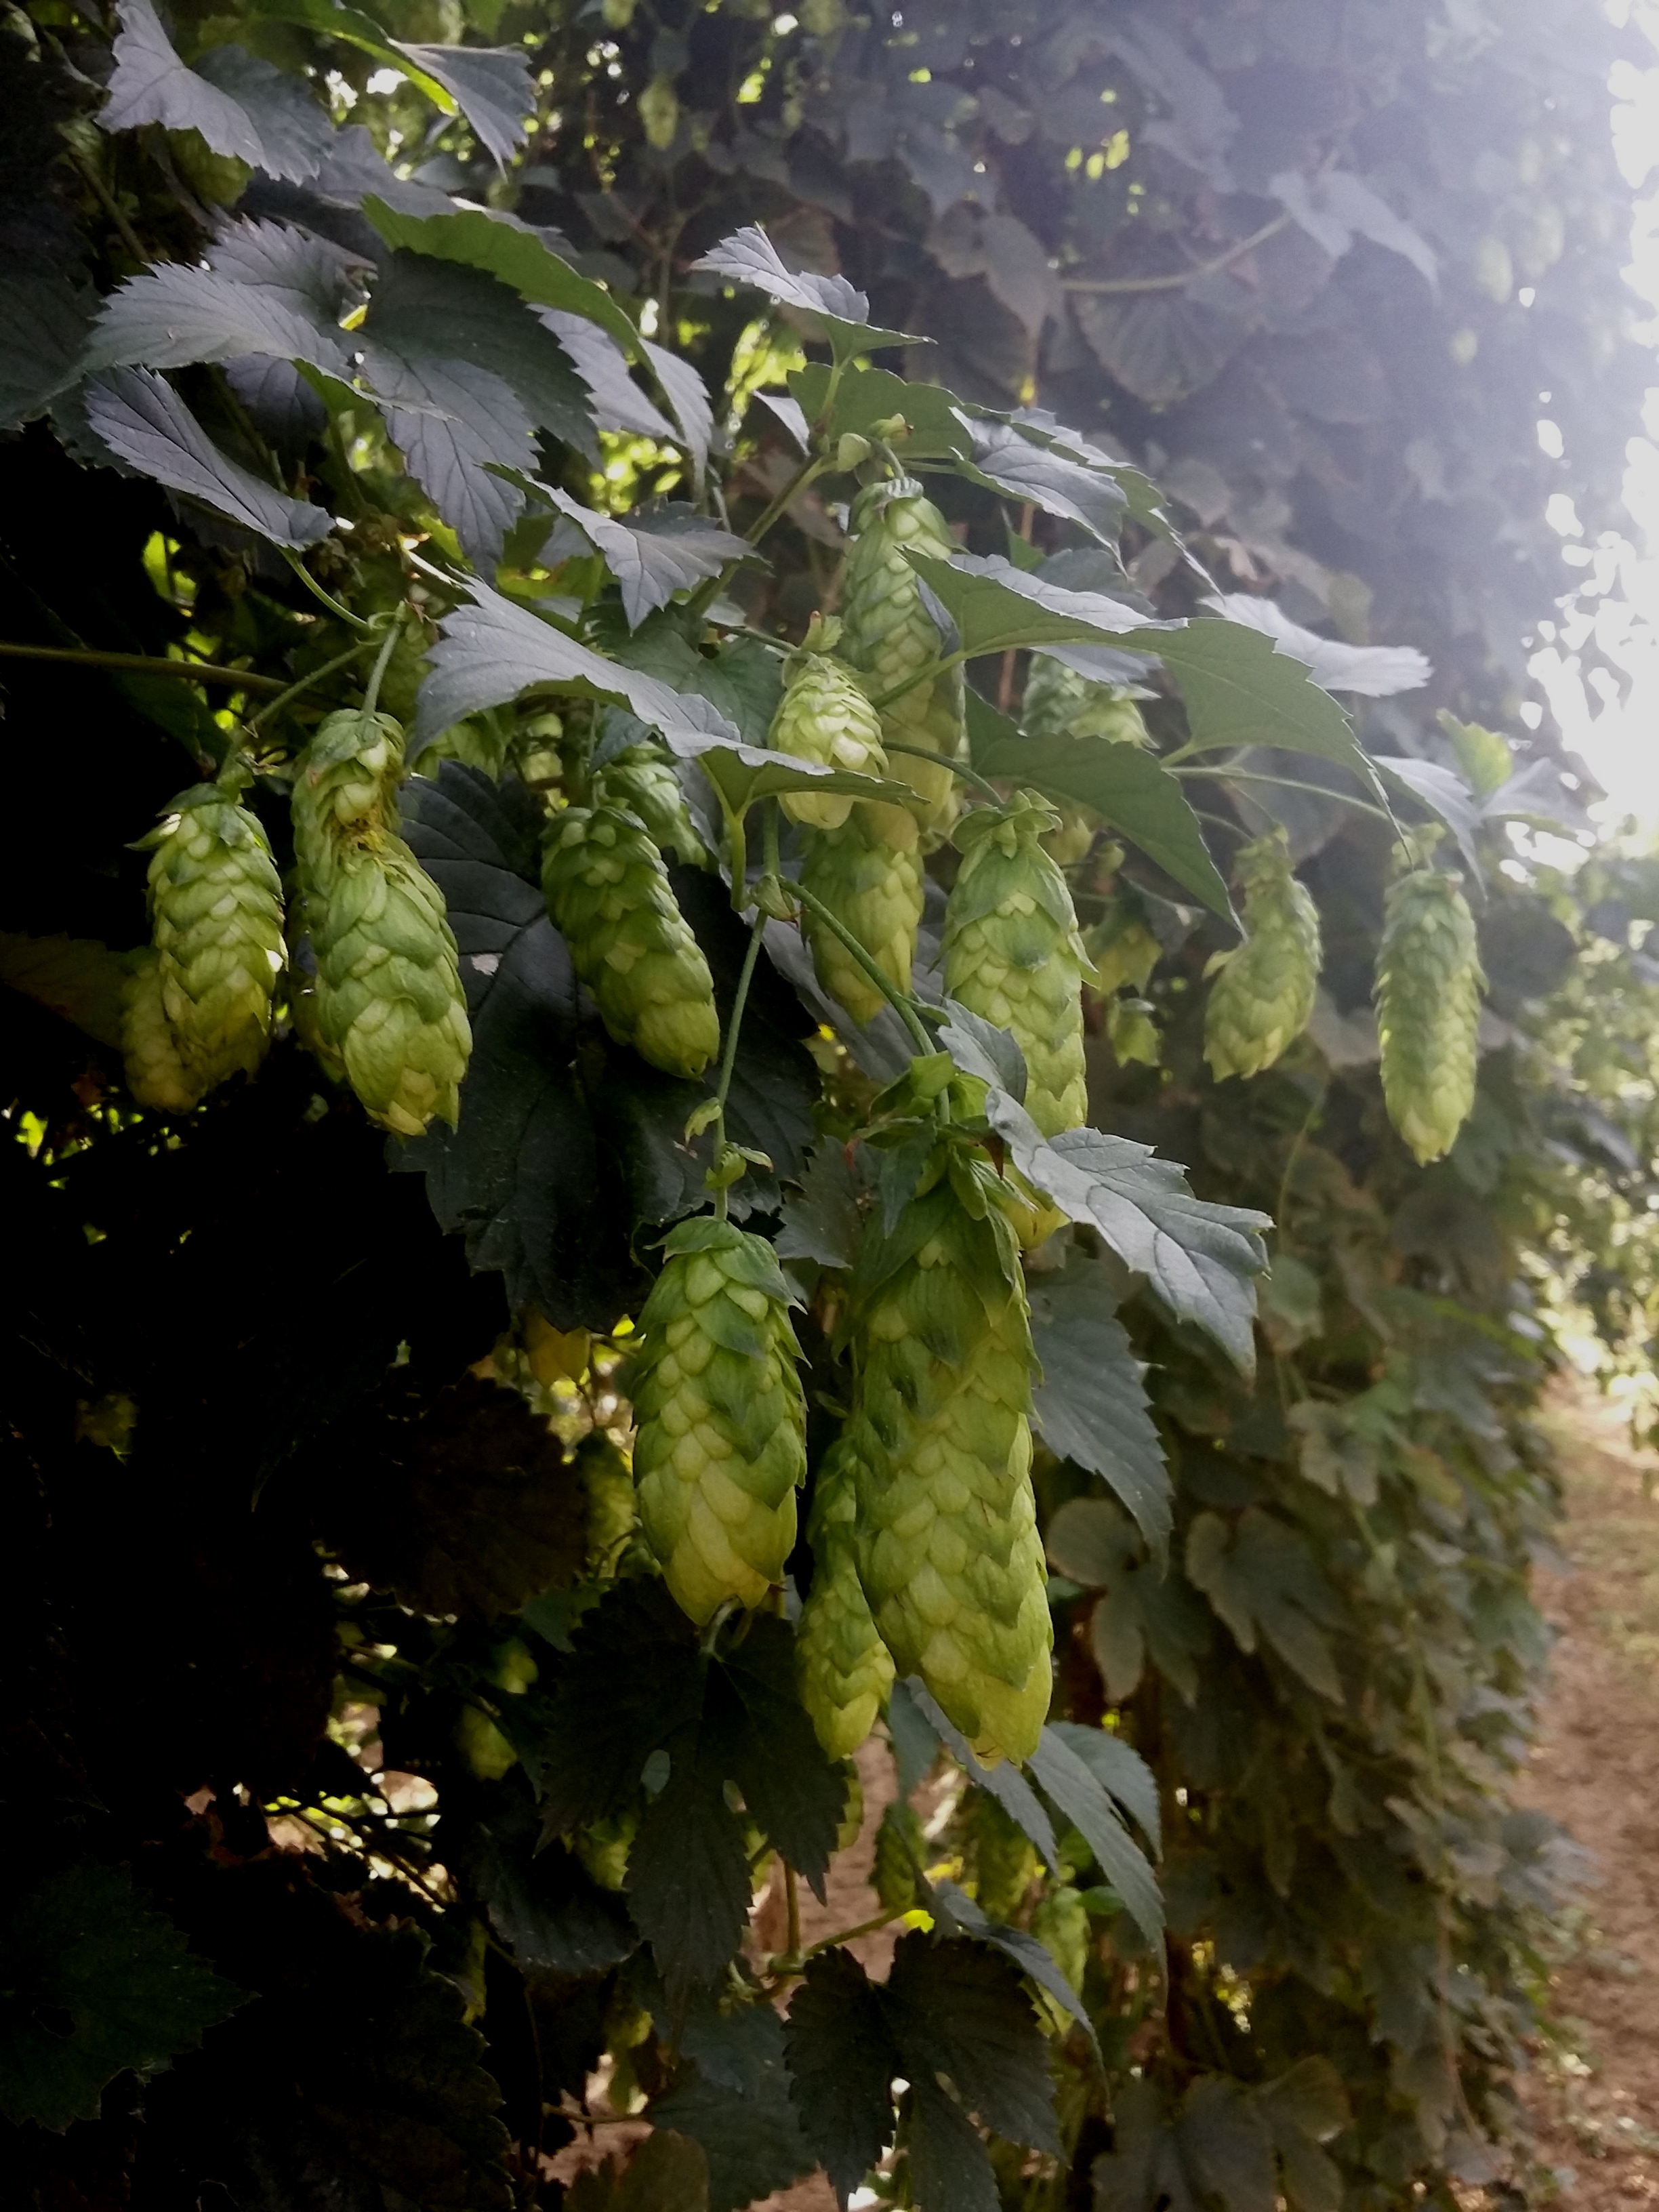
(292, 708, 472, 1136)
(1375, 861, 1486, 1164)
(798, 1437, 895, 1760)
(1204, 829, 1322, 1080)
(1021, 657, 1147, 865)
(969, 1791, 1039, 1923)
(798, 800, 924, 1026)
(769, 645, 889, 832)
(840, 480, 964, 842)
(541, 804, 720, 1080)
(596, 745, 714, 869)
(142, 783, 285, 1093)
(628, 1216, 806, 1624)
(846, 1155, 1052, 1765)
(873, 1800, 926, 1914)
(121, 947, 200, 1114)
(944, 794, 1090, 1136)
(1087, 903, 1161, 998)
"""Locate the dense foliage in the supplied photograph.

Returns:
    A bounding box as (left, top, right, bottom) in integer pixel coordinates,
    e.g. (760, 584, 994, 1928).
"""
(3, 3, 1656, 2211)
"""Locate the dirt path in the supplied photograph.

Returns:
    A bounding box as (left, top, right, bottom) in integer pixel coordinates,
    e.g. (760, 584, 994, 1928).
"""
(1514, 1378, 1659, 2203)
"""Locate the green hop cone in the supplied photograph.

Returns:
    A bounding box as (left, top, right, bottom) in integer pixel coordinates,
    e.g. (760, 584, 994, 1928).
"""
(1376, 859, 1486, 1164)
(142, 782, 284, 1094)
(1021, 657, 1149, 749)
(769, 630, 890, 832)
(969, 1793, 1038, 1923)
(846, 1152, 1052, 1765)
(1107, 997, 1160, 1069)
(840, 480, 965, 841)
(575, 1430, 639, 1574)
(1204, 829, 1322, 1080)
(121, 947, 201, 1114)
(873, 1799, 926, 1915)
(541, 804, 720, 1079)
(293, 708, 472, 1136)
(799, 800, 924, 1026)
(1031, 1885, 1091, 2032)
(628, 1217, 807, 1624)
(798, 1438, 895, 1760)
(944, 794, 1089, 1136)
(596, 745, 714, 869)
(1087, 901, 1161, 997)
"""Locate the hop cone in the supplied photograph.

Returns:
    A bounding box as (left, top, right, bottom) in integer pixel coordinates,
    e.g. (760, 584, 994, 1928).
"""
(944, 795, 1089, 1136)
(769, 644, 888, 832)
(840, 480, 964, 840)
(799, 800, 924, 1026)
(1021, 657, 1149, 749)
(1204, 830, 1322, 1080)
(1031, 1885, 1091, 2022)
(597, 745, 714, 869)
(1088, 903, 1161, 997)
(121, 948, 199, 1114)
(874, 1800, 926, 1914)
(629, 1216, 806, 1624)
(798, 1438, 895, 1760)
(846, 1160, 1052, 1764)
(970, 1793, 1038, 1923)
(143, 783, 284, 1093)
(541, 804, 720, 1078)
(1376, 861, 1485, 1163)
(293, 710, 472, 1138)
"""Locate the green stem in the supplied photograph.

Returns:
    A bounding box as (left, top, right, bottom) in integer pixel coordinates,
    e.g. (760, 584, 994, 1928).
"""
(1170, 762, 1394, 825)
(880, 737, 1002, 806)
(867, 644, 969, 716)
(790, 880, 934, 1055)
(246, 634, 382, 733)
(1061, 213, 1292, 296)
(68, 144, 147, 265)
(279, 546, 376, 634)
(0, 639, 285, 691)
(745, 454, 829, 549)
(361, 608, 405, 720)
(709, 905, 768, 1222)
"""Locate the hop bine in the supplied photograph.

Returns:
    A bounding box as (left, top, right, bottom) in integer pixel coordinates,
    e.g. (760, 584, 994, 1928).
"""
(798, 799, 924, 1027)
(628, 1216, 806, 1624)
(768, 619, 890, 832)
(1204, 827, 1322, 1080)
(1375, 855, 1485, 1163)
(840, 478, 965, 842)
(797, 1437, 895, 1760)
(291, 708, 472, 1136)
(844, 1143, 1052, 1764)
(541, 802, 720, 1079)
(140, 781, 284, 1097)
(944, 794, 1090, 1137)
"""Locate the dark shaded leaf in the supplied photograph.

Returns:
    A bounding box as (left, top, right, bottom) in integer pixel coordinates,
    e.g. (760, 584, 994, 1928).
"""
(906, 2080, 999, 2212)
(536, 1582, 703, 1839)
(1094, 2075, 1276, 2212)
(650, 2006, 815, 2212)
(714, 1614, 848, 1898)
(628, 1738, 752, 2005)
(1074, 289, 1248, 408)
(694, 224, 924, 361)
(1185, 1509, 1345, 1700)
(642, 338, 714, 479)
(922, 1881, 1097, 2047)
(1027, 1729, 1162, 1947)
(1270, 169, 1438, 287)
(362, 199, 642, 354)
(192, 45, 334, 180)
(544, 486, 747, 628)
(1042, 1723, 1160, 1856)
(567, 2133, 712, 2212)
(459, 1781, 636, 1978)
(388, 41, 533, 168)
(777, 1137, 863, 1270)
(82, 367, 332, 544)
(101, 0, 266, 163)
(885, 1933, 1060, 2153)
(546, 310, 677, 441)
(83, 220, 358, 378)
(1026, 1247, 1171, 1557)
(0, 276, 91, 430)
(784, 1949, 899, 2205)
(899, 1680, 1060, 1873)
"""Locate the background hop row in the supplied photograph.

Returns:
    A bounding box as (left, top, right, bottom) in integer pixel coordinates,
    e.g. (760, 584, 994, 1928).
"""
(628, 1215, 807, 1623)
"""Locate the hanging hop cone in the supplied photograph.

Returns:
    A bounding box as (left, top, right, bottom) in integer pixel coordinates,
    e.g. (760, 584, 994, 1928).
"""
(1021, 657, 1148, 866)
(845, 1152, 1052, 1765)
(840, 479, 965, 841)
(799, 799, 924, 1027)
(874, 1799, 926, 1915)
(1375, 859, 1486, 1164)
(140, 781, 284, 1094)
(121, 947, 201, 1114)
(596, 745, 714, 870)
(1031, 1885, 1091, 2032)
(944, 794, 1090, 1137)
(798, 1437, 895, 1761)
(628, 1216, 806, 1624)
(541, 803, 720, 1079)
(292, 708, 472, 1137)
(969, 1792, 1039, 1923)
(1204, 829, 1322, 1080)
(769, 620, 890, 832)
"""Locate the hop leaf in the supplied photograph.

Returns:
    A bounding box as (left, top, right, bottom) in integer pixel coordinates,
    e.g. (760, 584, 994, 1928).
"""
(542, 802, 720, 1080)
(143, 781, 284, 1093)
(628, 1216, 807, 1623)
(798, 800, 924, 1026)
(1375, 859, 1485, 1163)
(846, 1158, 1052, 1764)
(292, 710, 472, 1137)
(121, 946, 200, 1114)
(769, 642, 889, 832)
(944, 794, 1090, 1136)
(798, 1438, 895, 1760)
(840, 480, 965, 842)
(1204, 830, 1322, 1080)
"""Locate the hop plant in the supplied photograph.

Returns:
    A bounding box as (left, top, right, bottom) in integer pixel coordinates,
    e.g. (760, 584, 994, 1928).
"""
(840, 479, 964, 841)
(628, 1216, 807, 1624)
(121, 947, 200, 1114)
(944, 794, 1090, 1136)
(1376, 857, 1486, 1163)
(1204, 830, 1322, 1080)
(769, 621, 890, 832)
(596, 745, 714, 869)
(1088, 902, 1161, 998)
(1031, 1885, 1092, 2031)
(140, 781, 284, 1095)
(541, 803, 720, 1079)
(798, 1438, 895, 1760)
(874, 1799, 926, 1915)
(292, 709, 472, 1137)
(1021, 657, 1149, 750)
(969, 1793, 1038, 1923)
(799, 800, 924, 1026)
(846, 1151, 1052, 1764)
